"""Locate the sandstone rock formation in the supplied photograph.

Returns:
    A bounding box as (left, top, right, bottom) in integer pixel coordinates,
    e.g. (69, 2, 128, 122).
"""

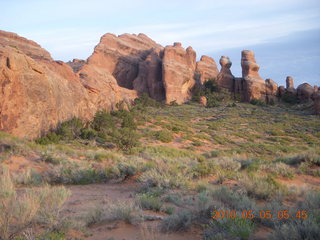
(195, 55, 219, 85)
(265, 78, 278, 103)
(297, 83, 314, 102)
(241, 50, 266, 101)
(162, 43, 197, 104)
(216, 56, 234, 91)
(0, 30, 137, 139)
(278, 86, 286, 98)
(312, 91, 320, 114)
(87, 33, 162, 90)
(133, 48, 165, 101)
(286, 76, 294, 89)
(199, 96, 207, 106)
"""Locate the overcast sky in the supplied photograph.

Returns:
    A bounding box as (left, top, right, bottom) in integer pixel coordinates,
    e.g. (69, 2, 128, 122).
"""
(1, 0, 319, 86)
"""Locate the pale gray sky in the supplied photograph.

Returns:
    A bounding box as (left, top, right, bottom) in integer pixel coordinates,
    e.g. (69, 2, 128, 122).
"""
(1, 0, 319, 86)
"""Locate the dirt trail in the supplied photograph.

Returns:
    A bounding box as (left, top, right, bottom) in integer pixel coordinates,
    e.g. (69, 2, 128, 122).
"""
(63, 181, 201, 240)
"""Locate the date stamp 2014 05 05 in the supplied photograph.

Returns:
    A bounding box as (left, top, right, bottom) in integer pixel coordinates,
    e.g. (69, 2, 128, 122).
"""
(211, 210, 308, 220)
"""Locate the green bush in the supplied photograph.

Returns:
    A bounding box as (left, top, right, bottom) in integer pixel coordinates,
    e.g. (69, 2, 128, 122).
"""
(134, 93, 162, 108)
(160, 210, 194, 232)
(250, 98, 266, 106)
(92, 111, 115, 133)
(112, 128, 140, 151)
(155, 130, 174, 143)
(80, 127, 97, 140)
(136, 193, 163, 211)
(36, 132, 61, 145)
(56, 117, 83, 140)
(282, 92, 298, 104)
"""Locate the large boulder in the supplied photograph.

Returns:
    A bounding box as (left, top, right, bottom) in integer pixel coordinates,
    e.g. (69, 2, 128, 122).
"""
(195, 55, 219, 85)
(162, 43, 196, 104)
(297, 83, 314, 102)
(241, 50, 266, 101)
(216, 56, 234, 91)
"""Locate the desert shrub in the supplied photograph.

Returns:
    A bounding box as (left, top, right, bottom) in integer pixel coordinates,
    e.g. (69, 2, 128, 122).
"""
(134, 93, 162, 109)
(46, 165, 109, 185)
(92, 110, 115, 133)
(240, 175, 286, 200)
(154, 130, 173, 143)
(36, 132, 60, 145)
(80, 127, 97, 140)
(112, 128, 140, 151)
(279, 150, 320, 166)
(56, 117, 83, 140)
(142, 146, 205, 162)
(204, 217, 255, 240)
(136, 193, 163, 212)
(214, 158, 241, 171)
(250, 98, 266, 106)
(260, 162, 294, 178)
(160, 210, 194, 232)
(210, 187, 255, 211)
(119, 111, 137, 130)
(204, 78, 219, 93)
(270, 218, 320, 240)
(13, 169, 43, 186)
(0, 168, 70, 240)
(282, 92, 298, 104)
(86, 200, 142, 226)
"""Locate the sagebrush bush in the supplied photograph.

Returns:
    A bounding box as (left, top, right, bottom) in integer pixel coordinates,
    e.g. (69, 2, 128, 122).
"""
(0, 168, 70, 240)
(155, 130, 173, 143)
(160, 210, 194, 232)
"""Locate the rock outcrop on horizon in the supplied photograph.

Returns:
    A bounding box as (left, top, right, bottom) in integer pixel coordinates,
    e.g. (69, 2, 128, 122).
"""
(162, 43, 197, 104)
(241, 50, 267, 102)
(195, 55, 219, 85)
(1, 30, 319, 139)
(297, 83, 314, 102)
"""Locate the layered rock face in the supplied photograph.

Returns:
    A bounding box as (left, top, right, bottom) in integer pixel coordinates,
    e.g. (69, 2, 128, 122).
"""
(216, 56, 234, 91)
(133, 48, 165, 101)
(0, 31, 137, 139)
(87, 33, 162, 90)
(265, 78, 278, 103)
(195, 55, 219, 85)
(241, 50, 267, 101)
(162, 43, 197, 104)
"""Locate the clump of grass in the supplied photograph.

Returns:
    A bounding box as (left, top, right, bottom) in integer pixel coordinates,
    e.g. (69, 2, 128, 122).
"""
(240, 175, 287, 200)
(86, 200, 142, 226)
(0, 168, 70, 240)
(154, 130, 173, 143)
(260, 162, 294, 178)
(160, 210, 194, 232)
(136, 193, 163, 211)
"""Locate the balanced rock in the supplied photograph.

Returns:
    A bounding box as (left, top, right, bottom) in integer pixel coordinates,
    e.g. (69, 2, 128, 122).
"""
(216, 56, 234, 91)
(162, 43, 196, 104)
(241, 50, 266, 101)
(297, 83, 314, 102)
(195, 55, 219, 85)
